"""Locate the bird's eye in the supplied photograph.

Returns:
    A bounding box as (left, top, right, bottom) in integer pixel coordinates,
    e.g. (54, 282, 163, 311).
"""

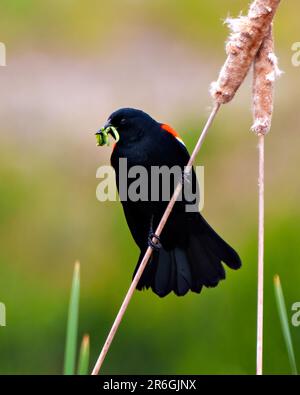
(120, 118, 127, 125)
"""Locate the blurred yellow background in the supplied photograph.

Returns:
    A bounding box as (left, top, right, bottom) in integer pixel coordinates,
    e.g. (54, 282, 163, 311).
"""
(0, 0, 300, 374)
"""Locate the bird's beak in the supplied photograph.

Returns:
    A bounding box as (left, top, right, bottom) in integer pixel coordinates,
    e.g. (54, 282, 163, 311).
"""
(95, 120, 120, 147)
(102, 119, 113, 130)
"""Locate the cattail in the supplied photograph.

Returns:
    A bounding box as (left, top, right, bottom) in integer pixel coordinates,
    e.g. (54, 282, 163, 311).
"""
(210, 0, 281, 104)
(251, 26, 282, 135)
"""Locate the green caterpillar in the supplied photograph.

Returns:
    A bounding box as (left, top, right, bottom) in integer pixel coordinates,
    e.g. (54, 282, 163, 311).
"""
(95, 126, 120, 147)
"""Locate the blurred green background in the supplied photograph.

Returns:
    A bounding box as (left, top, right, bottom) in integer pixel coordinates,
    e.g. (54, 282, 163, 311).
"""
(0, 0, 300, 374)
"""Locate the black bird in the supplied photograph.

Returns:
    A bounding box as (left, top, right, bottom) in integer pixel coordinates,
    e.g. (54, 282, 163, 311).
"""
(97, 108, 241, 297)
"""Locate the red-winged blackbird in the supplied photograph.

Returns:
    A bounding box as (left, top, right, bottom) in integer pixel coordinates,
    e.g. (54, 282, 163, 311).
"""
(97, 108, 241, 297)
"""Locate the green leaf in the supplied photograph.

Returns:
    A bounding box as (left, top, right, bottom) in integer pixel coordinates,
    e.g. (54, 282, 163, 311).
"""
(77, 334, 90, 375)
(274, 275, 298, 375)
(64, 261, 80, 375)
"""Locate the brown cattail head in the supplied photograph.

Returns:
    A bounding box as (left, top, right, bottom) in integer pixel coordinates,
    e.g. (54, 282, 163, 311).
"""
(251, 26, 282, 135)
(210, 0, 281, 104)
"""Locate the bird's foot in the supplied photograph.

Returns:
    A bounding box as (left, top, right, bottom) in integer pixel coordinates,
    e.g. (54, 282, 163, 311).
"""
(148, 232, 162, 251)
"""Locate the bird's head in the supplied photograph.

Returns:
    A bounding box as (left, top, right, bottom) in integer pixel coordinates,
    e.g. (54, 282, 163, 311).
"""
(95, 108, 155, 146)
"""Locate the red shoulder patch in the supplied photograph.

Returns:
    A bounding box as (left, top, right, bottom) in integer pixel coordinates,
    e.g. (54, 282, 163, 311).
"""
(161, 123, 180, 138)
(161, 124, 185, 145)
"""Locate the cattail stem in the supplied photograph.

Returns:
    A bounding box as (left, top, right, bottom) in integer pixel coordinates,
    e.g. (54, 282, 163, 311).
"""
(256, 134, 265, 375)
(252, 19, 281, 375)
(91, 103, 221, 375)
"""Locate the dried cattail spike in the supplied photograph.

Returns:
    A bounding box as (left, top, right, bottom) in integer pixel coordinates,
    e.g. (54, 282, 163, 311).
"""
(210, 0, 281, 104)
(252, 26, 282, 135)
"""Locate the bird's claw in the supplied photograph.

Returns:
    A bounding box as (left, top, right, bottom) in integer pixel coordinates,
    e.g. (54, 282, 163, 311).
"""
(148, 233, 162, 251)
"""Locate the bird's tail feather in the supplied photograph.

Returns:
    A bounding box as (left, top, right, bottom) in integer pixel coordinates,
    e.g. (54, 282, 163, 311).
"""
(134, 247, 193, 297)
(133, 217, 241, 297)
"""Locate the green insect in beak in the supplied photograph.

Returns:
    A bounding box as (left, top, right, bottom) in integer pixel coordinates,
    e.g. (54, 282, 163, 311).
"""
(95, 125, 120, 147)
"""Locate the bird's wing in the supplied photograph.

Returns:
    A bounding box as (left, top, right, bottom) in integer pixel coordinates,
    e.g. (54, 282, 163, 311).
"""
(111, 154, 151, 249)
(121, 200, 150, 249)
(158, 124, 200, 209)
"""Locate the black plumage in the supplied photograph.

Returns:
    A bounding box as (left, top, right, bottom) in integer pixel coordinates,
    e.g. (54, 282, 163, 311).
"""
(103, 108, 241, 297)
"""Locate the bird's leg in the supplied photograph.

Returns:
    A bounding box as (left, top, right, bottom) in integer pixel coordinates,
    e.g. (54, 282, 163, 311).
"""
(148, 215, 162, 251)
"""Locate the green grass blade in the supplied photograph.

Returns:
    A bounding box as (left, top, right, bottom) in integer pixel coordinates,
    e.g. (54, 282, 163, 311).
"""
(77, 334, 90, 375)
(64, 261, 80, 375)
(274, 274, 298, 375)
